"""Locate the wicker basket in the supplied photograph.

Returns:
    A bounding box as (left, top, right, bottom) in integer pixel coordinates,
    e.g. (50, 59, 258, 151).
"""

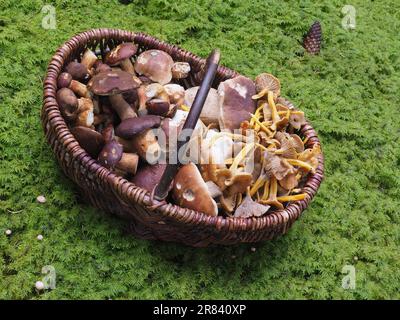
(41, 29, 324, 247)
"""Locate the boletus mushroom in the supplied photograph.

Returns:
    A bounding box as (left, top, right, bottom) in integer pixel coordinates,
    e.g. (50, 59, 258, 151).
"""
(131, 163, 167, 192)
(106, 43, 138, 74)
(97, 139, 139, 175)
(134, 49, 174, 85)
(57, 72, 91, 98)
(70, 126, 105, 158)
(88, 70, 141, 120)
(115, 115, 162, 162)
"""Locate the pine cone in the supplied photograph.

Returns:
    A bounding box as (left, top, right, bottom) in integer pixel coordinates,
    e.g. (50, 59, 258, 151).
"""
(303, 21, 322, 55)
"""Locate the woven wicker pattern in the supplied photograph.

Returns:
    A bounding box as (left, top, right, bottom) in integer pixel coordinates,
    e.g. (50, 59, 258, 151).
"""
(41, 28, 324, 246)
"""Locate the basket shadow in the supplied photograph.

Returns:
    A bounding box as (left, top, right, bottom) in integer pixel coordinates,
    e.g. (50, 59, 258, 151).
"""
(145, 232, 291, 290)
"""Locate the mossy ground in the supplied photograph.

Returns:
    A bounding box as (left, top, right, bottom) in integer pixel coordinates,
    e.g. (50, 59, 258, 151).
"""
(0, 0, 399, 299)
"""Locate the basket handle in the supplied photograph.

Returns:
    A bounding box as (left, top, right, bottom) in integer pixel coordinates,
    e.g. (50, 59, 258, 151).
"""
(154, 49, 221, 200)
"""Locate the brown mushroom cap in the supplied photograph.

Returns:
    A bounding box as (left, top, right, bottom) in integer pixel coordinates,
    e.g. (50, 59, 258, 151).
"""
(56, 88, 78, 121)
(224, 172, 253, 196)
(115, 115, 161, 139)
(106, 43, 138, 65)
(88, 70, 141, 96)
(131, 163, 167, 192)
(65, 61, 89, 81)
(218, 76, 256, 131)
(70, 126, 105, 158)
(234, 194, 270, 218)
(134, 50, 174, 85)
(57, 72, 72, 88)
(94, 61, 113, 74)
(146, 99, 170, 116)
(254, 73, 281, 98)
(263, 151, 294, 180)
(98, 140, 123, 169)
(172, 163, 218, 216)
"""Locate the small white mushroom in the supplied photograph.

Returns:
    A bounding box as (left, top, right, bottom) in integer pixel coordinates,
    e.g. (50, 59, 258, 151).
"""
(36, 195, 47, 203)
(5, 229, 12, 236)
(35, 281, 45, 291)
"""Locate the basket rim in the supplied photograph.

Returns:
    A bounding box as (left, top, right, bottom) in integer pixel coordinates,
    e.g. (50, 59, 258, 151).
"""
(42, 28, 324, 234)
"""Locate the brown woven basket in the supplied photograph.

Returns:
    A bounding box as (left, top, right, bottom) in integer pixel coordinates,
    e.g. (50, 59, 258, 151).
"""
(41, 28, 324, 247)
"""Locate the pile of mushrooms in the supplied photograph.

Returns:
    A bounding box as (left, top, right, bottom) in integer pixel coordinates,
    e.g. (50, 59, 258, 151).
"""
(57, 42, 320, 219)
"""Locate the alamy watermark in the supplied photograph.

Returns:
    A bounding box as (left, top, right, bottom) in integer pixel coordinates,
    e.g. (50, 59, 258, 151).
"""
(341, 5, 356, 30)
(341, 265, 356, 290)
(41, 5, 57, 30)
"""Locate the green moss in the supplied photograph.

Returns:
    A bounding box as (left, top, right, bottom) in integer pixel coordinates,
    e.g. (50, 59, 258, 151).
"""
(1, 0, 399, 299)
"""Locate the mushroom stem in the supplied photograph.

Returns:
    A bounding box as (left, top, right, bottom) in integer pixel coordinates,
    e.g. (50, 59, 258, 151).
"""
(69, 80, 91, 98)
(251, 88, 269, 100)
(115, 153, 139, 175)
(109, 94, 137, 120)
(250, 113, 273, 135)
(131, 129, 161, 162)
(249, 174, 267, 196)
(276, 193, 306, 202)
(286, 159, 314, 172)
(229, 142, 256, 173)
(119, 58, 135, 74)
(261, 177, 284, 209)
(81, 49, 98, 70)
(261, 179, 270, 200)
(267, 90, 280, 131)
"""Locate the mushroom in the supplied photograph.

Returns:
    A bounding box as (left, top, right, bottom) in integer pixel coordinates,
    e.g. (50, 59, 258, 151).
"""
(81, 49, 98, 71)
(115, 115, 162, 162)
(131, 163, 167, 192)
(108, 94, 137, 120)
(184, 86, 220, 126)
(164, 84, 185, 106)
(65, 61, 89, 81)
(278, 171, 299, 190)
(134, 49, 174, 85)
(263, 151, 294, 180)
(254, 73, 281, 99)
(234, 191, 270, 218)
(93, 61, 113, 74)
(172, 163, 218, 217)
(88, 70, 141, 96)
(218, 76, 256, 131)
(224, 172, 253, 196)
(260, 177, 284, 209)
(56, 88, 78, 121)
(219, 193, 237, 215)
(75, 99, 94, 128)
(274, 132, 297, 159)
(97, 139, 139, 175)
(289, 111, 306, 130)
(171, 61, 191, 79)
(296, 144, 321, 173)
(87, 70, 141, 120)
(70, 126, 105, 158)
(146, 99, 176, 117)
(57, 72, 91, 98)
(106, 43, 138, 74)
